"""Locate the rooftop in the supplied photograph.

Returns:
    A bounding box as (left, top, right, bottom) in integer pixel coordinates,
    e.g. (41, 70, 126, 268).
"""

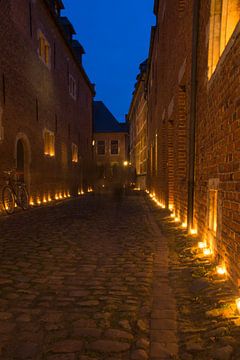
(93, 101, 128, 133)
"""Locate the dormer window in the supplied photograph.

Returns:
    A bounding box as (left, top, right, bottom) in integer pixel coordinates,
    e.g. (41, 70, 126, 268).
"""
(38, 31, 51, 69)
(69, 74, 77, 100)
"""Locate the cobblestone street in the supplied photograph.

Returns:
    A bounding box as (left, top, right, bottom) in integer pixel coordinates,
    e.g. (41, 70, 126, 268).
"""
(0, 194, 178, 360)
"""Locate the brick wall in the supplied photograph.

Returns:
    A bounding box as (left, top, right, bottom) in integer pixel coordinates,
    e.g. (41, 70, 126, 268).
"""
(147, 0, 193, 219)
(0, 0, 94, 207)
(195, 1, 240, 283)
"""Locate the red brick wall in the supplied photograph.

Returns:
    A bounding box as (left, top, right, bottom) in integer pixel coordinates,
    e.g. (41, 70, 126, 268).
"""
(147, 0, 193, 219)
(195, 1, 240, 283)
(0, 0, 93, 207)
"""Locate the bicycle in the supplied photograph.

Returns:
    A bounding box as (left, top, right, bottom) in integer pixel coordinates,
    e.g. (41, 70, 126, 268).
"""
(2, 170, 29, 214)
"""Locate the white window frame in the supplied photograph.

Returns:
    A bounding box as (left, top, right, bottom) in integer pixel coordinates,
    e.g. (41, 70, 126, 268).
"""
(110, 140, 119, 155)
(97, 140, 106, 156)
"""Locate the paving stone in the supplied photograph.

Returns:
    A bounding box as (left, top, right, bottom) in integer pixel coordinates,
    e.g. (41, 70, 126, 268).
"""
(104, 329, 134, 340)
(131, 348, 148, 359)
(151, 319, 177, 331)
(0, 195, 180, 359)
(87, 340, 131, 353)
(136, 338, 150, 350)
(50, 339, 83, 353)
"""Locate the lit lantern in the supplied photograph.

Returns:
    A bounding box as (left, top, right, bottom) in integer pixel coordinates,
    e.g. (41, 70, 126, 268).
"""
(198, 241, 207, 249)
(174, 217, 180, 222)
(55, 194, 59, 200)
(190, 228, 198, 235)
(43, 197, 47, 204)
(48, 196, 52, 202)
(59, 194, 63, 199)
(216, 265, 227, 276)
(236, 298, 240, 314)
(170, 213, 175, 218)
(182, 222, 187, 228)
(203, 248, 212, 256)
(37, 199, 41, 205)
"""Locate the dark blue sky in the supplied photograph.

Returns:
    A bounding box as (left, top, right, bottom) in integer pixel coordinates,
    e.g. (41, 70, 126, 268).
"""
(63, 0, 155, 121)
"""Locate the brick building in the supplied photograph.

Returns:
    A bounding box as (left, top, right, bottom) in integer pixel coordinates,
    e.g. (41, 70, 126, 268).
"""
(128, 60, 148, 190)
(93, 101, 129, 187)
(0, 0, 94, 206)
(140, 0, 240, 284)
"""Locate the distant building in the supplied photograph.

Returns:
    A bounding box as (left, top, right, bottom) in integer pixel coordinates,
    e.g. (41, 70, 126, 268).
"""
(93, 101, 129, 186)
(128, 60, 148, 190)
(0, 0, 95, 206)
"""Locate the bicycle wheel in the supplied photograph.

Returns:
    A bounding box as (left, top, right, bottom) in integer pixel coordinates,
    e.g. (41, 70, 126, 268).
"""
(2, 186, 15, 214)
(18, 186, 29, 210)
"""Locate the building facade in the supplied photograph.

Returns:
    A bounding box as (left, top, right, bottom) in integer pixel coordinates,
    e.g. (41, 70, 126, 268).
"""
(128, 60, 148, 190)
(144, 0, 240, 284)
(93, 101, 129, 187)
(0, 0, 94, 207)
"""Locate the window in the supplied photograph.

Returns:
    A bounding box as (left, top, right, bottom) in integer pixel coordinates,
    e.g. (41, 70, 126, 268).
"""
(208, 0, 240, 78)
(110, 140, 119, 155)
(97, 140, 105, 155)
(69, 74, 77, 100)
(72, 143, 78, 163)
(44, 129, 55, 157)
(209, 189, 218, 233)
(178, 0, 186, 14)
(38, 31, 51, 68)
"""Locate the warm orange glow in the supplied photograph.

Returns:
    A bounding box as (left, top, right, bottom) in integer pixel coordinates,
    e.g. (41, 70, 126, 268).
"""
(216, 265, 227, 276)
(203, 248, 212, 256)
(236, 298, 240, 314)
(37, 199, 41, 205)
(55, 194, 59, 200)
(29, 197, 34, 206)
(48, 195, 52, 202)
(198, 241, 207, 249)
(169, 204, 173, 211)
(182, 222, 187, 228)
(190, 228, 198, 235)
(174, 217, 180, 223)
(170, 213, 175, 218)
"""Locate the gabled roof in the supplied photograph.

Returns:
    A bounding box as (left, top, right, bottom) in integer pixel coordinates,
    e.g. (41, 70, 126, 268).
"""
(93, 101, 128, 133)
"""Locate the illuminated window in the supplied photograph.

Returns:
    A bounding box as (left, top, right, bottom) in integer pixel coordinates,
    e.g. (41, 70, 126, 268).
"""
(97, 140, 105, 155)
(44, 129, 55, 157)
(72, 143, 78, 163)
(69, 75, 77, 100)
(110, 140, 119, 155)
(38, 31, 51, 68)
(209, 189, 218, 233)
(208, 0, 240, 78)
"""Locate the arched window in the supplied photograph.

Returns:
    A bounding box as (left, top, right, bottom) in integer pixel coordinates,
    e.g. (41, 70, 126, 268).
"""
(208, 0, 240, 78)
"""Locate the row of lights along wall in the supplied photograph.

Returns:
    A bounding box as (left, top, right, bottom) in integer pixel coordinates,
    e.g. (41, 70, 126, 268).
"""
(146, 189, 240, 314)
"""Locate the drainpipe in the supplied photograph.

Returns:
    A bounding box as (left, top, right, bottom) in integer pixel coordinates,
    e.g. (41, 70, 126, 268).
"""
(187, 0, 200, 231)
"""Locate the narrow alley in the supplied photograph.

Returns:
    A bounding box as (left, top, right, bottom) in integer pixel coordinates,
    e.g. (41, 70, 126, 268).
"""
(0, 193, 240, 360)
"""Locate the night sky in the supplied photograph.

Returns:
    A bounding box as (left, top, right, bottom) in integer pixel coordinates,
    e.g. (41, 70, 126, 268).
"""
(63, 0, 155, 121)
